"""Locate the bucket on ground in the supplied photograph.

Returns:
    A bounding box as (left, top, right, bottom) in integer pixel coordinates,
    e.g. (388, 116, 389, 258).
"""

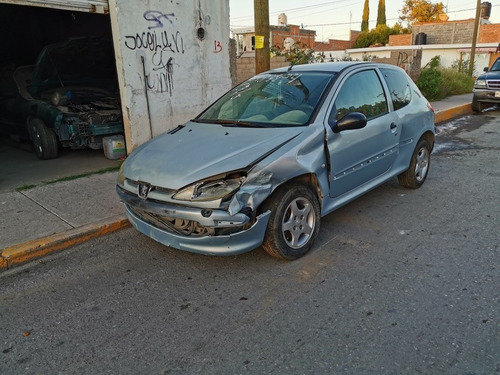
(103, 135, 126, 160)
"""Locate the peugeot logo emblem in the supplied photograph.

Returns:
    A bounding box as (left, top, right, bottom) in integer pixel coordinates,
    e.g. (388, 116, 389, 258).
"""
(138, 183, 153, 200)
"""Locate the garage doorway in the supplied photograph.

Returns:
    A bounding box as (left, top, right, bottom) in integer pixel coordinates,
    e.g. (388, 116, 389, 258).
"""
(0, 3, 124, 190)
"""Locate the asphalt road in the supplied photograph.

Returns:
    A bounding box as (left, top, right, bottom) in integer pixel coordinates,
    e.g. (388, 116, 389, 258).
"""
(1, 111, 499, 374)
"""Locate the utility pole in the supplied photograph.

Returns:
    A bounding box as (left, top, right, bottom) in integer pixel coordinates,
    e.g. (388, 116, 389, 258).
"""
(254, 0, 270, 74)
(469, 0, 481, 76)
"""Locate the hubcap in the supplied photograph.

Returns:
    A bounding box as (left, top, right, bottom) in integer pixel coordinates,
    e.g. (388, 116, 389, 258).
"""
(32, 125, 43, 154)
(414, 147, 429, 182)
(281, 197, 315, 249)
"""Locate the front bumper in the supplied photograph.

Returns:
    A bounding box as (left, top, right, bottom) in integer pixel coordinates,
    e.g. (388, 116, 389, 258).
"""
(117, 185, 270, 255)
(473, 89, 500, 103)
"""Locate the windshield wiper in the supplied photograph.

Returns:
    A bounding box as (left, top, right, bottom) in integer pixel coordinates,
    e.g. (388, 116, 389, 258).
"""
(213, 119, 259, 127)
(192, 119, 267, 127)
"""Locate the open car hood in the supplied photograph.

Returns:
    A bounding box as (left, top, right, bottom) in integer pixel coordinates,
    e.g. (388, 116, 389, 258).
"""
(28, 37, 118, 96)
(123, 121, 304, 189)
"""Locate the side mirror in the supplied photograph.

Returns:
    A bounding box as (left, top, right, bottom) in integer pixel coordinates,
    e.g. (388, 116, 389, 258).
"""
(484, 67, 489, 72)
(332, 112, 367, 133)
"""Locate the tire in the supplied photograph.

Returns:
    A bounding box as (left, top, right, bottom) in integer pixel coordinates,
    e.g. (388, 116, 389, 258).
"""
(261, 184, 320, 260)
(398, 138, 431, 189)
(30, 118, 58, 160)
(472, 97, 484, 112)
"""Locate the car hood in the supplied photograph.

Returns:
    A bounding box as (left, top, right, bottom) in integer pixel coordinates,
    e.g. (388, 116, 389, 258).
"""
(28, 37, 117, 96)
(478, 70, 500, 80)
(123, 121, 304, 189)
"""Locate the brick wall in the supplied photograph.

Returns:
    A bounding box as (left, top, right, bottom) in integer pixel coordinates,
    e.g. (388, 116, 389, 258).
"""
(478, 23, 500, 43)
(389, 34, 412, 46)
(271, 25, 316, 49)
(234, 55, 289, 86)
(314, 39, 352, 51)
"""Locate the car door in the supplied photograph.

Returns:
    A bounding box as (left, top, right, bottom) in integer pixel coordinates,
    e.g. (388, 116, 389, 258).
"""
(325, 68, 401, 198)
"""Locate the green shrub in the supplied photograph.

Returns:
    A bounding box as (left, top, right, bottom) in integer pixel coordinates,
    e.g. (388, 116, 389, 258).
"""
(438, 69, 475, 98)
(417, 55, 474, 101)
(417, 68, 443, 100)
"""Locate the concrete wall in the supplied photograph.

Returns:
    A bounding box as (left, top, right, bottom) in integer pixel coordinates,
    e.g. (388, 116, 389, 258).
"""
(389, 22, 500, 47)
(346, 44, 497, 76)
(108, 0, 232, 152)
(412, 20, 475, 45)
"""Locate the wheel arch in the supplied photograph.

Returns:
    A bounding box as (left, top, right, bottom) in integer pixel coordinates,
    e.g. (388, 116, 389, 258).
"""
(265, 173, 323, 211)
(420, 130, 435, 152)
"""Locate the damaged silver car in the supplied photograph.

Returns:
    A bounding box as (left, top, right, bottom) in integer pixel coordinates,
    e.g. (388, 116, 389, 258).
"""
(116, 62, 435, 260)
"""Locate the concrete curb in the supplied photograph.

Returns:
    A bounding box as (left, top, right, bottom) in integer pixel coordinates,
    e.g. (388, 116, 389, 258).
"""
(0, 216, 130, 271)
(435, 103, 473, 124)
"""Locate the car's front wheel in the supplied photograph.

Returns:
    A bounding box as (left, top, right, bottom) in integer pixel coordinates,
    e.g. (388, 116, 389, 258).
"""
(472, 97, 485, 112)
(261, 184, 320, 260)
(398, 138, 431, 189)
(29, 118, 58, 160)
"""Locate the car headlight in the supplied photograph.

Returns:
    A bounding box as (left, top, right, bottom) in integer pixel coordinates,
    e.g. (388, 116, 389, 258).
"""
(117, 163, 126, 186)
(173, 174, 246, 202)
(474, 79, 486, 89)
(51, 91, 71, 106)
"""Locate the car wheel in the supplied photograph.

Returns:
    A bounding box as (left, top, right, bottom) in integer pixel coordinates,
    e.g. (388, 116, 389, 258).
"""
(398, 138, 431, 189)
(261, 184, 320, 260)
(30, 118, 58, 160)
(472, 97, 484, 112)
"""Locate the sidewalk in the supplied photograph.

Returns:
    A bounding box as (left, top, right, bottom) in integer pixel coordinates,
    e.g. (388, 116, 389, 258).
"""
(0, 94, 474, 270)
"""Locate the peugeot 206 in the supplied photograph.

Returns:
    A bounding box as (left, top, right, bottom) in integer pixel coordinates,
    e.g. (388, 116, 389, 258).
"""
(116, 62, 435, 260)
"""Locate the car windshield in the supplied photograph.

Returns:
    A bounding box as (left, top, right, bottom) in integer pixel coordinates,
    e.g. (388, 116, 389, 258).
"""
(196, 71, 336, 127)
(490, 59, 500, 71)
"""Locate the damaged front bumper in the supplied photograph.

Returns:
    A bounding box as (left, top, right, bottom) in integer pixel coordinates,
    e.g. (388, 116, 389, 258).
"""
(116, 185, 270, 255)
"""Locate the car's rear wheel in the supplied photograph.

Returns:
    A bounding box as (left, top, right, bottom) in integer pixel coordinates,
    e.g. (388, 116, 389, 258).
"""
(398, 138, 431, 189)
(261, 184, 320, 260)
(30, 118, 58, 160)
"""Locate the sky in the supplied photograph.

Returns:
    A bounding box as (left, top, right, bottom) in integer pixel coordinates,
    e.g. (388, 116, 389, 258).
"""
(229, 0, 499, 42)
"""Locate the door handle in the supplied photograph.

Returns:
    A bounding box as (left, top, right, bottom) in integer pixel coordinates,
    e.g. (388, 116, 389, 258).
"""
(390, 123, 397, 130)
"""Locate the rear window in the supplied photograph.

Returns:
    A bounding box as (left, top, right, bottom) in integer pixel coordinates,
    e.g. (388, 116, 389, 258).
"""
(380, 68, 412, 110)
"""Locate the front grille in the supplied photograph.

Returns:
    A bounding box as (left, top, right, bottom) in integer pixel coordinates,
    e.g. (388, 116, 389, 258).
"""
(78, 123, 90, 137)
(130, 206, 215, 236)
(487, 80, 500, 89)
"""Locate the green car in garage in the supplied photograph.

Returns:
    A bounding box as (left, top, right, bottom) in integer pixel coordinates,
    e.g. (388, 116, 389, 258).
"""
(0, 37, 124, 159)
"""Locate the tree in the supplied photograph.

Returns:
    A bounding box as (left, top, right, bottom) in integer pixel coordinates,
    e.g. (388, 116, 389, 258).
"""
(361, 0, 369, 32)
(377, 0, 386, 26)
(354, 24, 408, 48)
(399, 0, 446, 26)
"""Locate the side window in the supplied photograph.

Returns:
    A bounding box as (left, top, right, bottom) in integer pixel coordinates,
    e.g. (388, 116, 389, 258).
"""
(331, 69, 388, 122)
(380, 68, 412, 110)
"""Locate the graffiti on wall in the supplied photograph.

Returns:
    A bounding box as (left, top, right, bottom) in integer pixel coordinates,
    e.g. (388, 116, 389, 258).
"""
(214, 40, 223, 53)
(396, 51, 411, 69)
(124, 10, 185, 95)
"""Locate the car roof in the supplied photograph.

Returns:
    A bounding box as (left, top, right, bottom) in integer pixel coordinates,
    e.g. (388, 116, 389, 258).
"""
(267, 61, 369, 74)
(265, 61, 408, 76)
